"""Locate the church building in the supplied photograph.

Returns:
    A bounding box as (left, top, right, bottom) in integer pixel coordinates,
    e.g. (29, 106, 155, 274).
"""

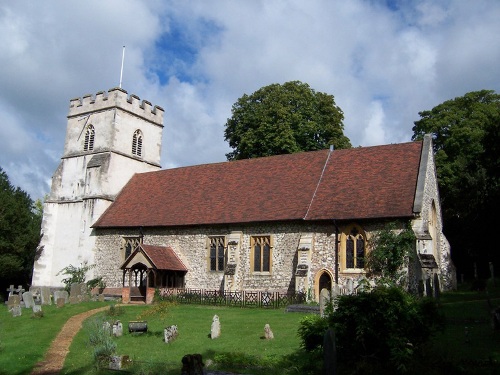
(32, 88, 455, 303)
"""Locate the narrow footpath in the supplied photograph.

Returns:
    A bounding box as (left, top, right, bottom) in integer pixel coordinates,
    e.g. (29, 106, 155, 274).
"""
(30, 306, 109, 375)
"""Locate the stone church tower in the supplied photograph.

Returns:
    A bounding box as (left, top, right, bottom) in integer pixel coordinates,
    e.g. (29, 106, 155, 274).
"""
(32, 88, 164, 288)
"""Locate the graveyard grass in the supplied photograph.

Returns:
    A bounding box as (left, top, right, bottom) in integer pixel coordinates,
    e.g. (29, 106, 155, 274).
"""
(0, 282, 499, 375)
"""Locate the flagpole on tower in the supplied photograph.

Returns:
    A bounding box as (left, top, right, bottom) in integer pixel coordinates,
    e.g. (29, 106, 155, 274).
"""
(119, 46, 126, 88)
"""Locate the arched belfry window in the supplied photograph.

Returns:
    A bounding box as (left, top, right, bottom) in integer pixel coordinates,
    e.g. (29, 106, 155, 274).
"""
(84, 125, 95, 151)
(132, 130, 143, 157)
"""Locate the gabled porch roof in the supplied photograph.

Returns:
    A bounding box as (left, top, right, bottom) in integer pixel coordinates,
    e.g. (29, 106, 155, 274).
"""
(120, 244, 187, 271)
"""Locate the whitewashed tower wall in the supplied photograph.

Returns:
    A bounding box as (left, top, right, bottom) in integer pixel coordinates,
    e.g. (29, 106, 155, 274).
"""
(32, 88, 164, 288)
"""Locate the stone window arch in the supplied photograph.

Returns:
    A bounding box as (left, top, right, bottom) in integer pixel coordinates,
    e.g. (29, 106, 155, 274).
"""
(132, 129, 143, 157)
(83, 124, 95, 151)
(341, 224, 366, 271)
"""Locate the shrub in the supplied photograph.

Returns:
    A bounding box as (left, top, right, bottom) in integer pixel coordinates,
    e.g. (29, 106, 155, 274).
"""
(327, 286, 444, 373)
(105, 303, 125, 317)
(297, 314, 329, 351)
(84, 316, 116, 368)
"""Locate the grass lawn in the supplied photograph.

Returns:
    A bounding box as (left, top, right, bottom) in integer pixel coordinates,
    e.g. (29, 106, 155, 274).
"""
(1, 283, 499, 375)
(0, 301, 110, 375)
(64, 303, 308, 374)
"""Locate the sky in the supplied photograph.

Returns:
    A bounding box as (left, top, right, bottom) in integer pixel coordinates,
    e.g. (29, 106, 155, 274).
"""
(1, 0, 499, 201)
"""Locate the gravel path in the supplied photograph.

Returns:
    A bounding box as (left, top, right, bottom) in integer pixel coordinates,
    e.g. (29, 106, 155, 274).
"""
(30, 306, 109, 375)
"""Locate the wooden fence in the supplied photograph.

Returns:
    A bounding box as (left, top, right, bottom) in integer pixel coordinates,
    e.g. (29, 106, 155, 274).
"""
(157, 288, 306, 308)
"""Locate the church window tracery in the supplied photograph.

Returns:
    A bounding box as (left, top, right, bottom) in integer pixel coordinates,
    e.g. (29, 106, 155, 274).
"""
(209, 236, 225, 272)
(342, 225, 366, 270)
(122, 237, 142, 261)
(251, 235, 272, 273)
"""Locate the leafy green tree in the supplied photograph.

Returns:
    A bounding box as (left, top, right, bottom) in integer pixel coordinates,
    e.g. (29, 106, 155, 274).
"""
(365, 221, 416, 287)
(412, 90, 500, 278)
(224, 81, 351, 160)
(0, 167, 42, 297)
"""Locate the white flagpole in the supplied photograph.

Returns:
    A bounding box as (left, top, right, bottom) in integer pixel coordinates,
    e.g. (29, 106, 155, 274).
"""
(119, 46, 126, 88)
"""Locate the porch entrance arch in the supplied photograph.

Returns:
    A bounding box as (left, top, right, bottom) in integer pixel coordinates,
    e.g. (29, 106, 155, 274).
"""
(121, 244, 187, 303)
(314, 269, 334, 302)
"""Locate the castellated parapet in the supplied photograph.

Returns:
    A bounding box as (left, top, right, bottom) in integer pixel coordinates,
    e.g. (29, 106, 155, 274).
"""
(69, 87, 164, 126)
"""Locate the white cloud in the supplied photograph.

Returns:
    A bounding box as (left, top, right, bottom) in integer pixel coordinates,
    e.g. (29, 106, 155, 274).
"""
(0, 0, 499, 200)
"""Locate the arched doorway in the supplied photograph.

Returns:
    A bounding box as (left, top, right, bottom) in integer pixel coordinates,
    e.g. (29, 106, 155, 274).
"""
(314, 269, 333, 301)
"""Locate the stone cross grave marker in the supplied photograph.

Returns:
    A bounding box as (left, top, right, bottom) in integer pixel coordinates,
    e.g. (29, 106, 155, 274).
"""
(6, 285, 15, 297)
(320, 288, 330, 317)
(211, 315, 220, 339)
(15, 285, 25, 300)
(7, 295, 20, 308)
(23, 291, 35, 309)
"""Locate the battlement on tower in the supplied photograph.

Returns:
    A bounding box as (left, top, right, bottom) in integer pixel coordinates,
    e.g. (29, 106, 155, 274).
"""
(68, 87, 164, 125)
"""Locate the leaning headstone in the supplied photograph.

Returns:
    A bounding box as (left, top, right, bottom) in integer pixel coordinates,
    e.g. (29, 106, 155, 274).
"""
(23, 291, 35, 309)
(40, 287, 52, 305)
(32, 305, 42, 313)
(54, 290, 69, 304)
(323, 328, 337, 375)
(319, 288, 330, 317)
(7, 295, 20, 308)
(164, 325, 178, 343)
(181, 354, 204, 375)
(10, 305, 22, 317)
(113, 321, 123, 337)
(264, 324, 274, 339)
(210, 315, 220, 339)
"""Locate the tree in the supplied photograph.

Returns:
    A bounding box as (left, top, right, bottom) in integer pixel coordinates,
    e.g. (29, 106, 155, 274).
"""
(0, 167, 42, 298)
(224, 81, 351, 160)
(365, 221, 416, 288)
(412, 90, 500, 278)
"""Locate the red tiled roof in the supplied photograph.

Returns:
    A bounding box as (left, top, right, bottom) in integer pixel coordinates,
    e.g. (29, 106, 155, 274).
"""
(122, 245, 187, 271)
(94, 141, 422, 228)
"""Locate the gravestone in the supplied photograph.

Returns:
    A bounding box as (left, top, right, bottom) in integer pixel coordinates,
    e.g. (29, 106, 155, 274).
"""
(320, 288, 330, 317)
(164, 325, 178, 343)
(323, 328, 337, 375)
(181, 354, 204, 375)
(30, 287, 41, 304)
(40, 287, 52, 305)
(33, 305, 42, 313)
(113, 321, 123, 337)
(426, 278, 433, 297)
(433, 273, 441, 300)
(53, 290, 69, 304)
(56, 298, 65, 308)
(10, 305, 22, 317)
(7, 295, 20, 308)
(103, 321, 112, 335)
(264, 324, 274, 339)
(109, 356, 122, 370)
(15, 285, 25, 300)
(70, 283, 83, 303)
(346, 279, 353, 294)
(6, 285, 15, 297)
(210, 315, 220, 339)
(23, 291, 35, 309)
